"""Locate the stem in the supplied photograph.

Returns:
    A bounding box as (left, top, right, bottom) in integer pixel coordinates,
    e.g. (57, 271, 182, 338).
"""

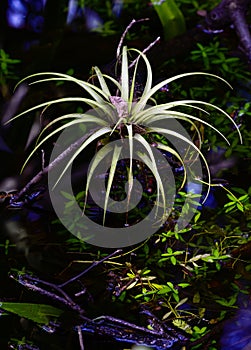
(58, 249, 123, 288)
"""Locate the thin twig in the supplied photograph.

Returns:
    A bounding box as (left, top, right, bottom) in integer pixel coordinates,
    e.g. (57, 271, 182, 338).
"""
(23, 274, 74, 305)
(116, 18, 150, 59)
(58, 249, 123, 288)
(10, 273, 87, 316)
(41, 149, 45, 171)
(77, 325, 85, 350)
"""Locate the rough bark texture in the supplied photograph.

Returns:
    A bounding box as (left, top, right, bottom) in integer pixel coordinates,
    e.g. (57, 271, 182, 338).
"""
(206, 0, 251, 60)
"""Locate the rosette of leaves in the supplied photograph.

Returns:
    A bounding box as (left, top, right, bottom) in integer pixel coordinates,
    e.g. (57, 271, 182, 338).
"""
(8, 46, 242, 224)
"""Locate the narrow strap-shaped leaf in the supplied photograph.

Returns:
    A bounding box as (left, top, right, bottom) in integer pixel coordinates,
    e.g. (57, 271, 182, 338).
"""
(21, 115, 107, 173)
(143, 113, 204, 151)
(15, 72, 110, 103)
(142, 112, 228, 145)
(36, 113, 108, 145)
(93, 66, 112, 97)
(83, 143, 113, 213)
(126, 124, 134, 207)
(101, 73, 123, 92)
(128, 54, 139, 106)
(5, 97, 111, 124)
(121, 46, 129, 102)
(134, 100, 241, 144)
(127, 48, 152, 105)
(134, 133, 166, 217)
(109, 116, 127, 135)
(148, 126, 211, 203)
(134, 103, 210, 124)
(53, 127, 111, 189)
(156, 142, 187, 190)
(132, 72, 232, 115)
(103, 144, 122, 225)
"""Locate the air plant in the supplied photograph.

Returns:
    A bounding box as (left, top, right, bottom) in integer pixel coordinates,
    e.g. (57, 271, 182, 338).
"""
(7, 45, 242, 226)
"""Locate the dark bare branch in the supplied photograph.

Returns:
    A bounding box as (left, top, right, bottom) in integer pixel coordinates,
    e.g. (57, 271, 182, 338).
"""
(205, 0, 251, 60)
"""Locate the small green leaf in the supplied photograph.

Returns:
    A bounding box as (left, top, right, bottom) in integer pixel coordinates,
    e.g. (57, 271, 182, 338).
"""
(236, 203, 244, 212)
(61, 191, 75, 200)
(170, 256, 177, 265)
(178, 283, 190, 288)
(239, 194, 248, 201)
(224, 201, 236, 207)
(157, 287, 172, 294)
(225, 205, 236, 213)
(193, 291, 200, 303)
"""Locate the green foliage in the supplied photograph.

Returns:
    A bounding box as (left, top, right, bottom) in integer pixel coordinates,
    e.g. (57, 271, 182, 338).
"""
(0, 302, 63, 324)
(0, 239, 15, 255)
(96, 176, 251, 342)
(224, 192, 249, 213)
(92, 20, 118, 36)
(0, 49, 20, 97)
(151, 0, 186, 40)
(0, 49, 20, 80)
(189, 39, 251, 82)
(8, 337, 40, 350)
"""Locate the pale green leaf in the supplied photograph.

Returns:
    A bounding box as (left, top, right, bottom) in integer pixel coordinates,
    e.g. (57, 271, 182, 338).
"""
(121, 46, 129, 101)
(21, 115, 107, 173)
(128, 47, 152, 101)
(134, 133, 167, 219)
(133, 72, 232, 114)
(126, 124, 133, 207)
(93, 66, 111, 97)
(147, 126, 211, 203)
(15, 71, 110, 103)
(84, 143, 113, 212)
(103, 144, 122, 225)
(53, 126, 111, 189)
(156, 142, 187, 189)
(137, 111, 230, 146)
(6, 97, 111, 125)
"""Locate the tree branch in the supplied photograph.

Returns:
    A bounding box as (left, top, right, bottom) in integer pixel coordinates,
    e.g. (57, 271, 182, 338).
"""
(205, 0, 251, 60)
(10, 266, 188, 349)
